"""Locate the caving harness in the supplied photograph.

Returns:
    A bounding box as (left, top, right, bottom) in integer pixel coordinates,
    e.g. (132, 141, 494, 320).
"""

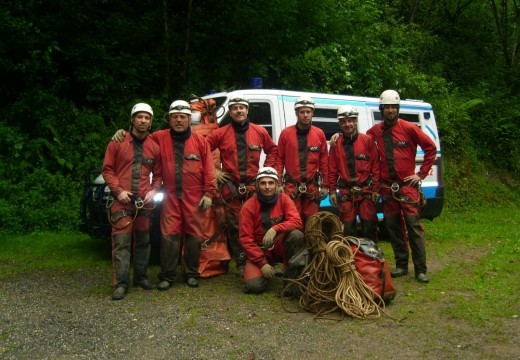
(336, 177, 375, 215)
(283, 172, 326, 204)
(335, 133, 376, 214)
(381, 126, 426, 209)
(105, 194, 156, 230)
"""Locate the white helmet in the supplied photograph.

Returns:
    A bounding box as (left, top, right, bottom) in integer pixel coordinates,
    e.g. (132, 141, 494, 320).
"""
(228, 96, 249, 108)
(337, 105, 359, 119)
(294, 96, 315, 110)
(256, 167, 279, 182)
(168, 100, 192, 115)
(131, 103, 153, 119)
(379, 90, 400, 105)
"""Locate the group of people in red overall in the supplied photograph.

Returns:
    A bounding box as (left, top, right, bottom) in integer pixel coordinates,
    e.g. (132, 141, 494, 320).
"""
(102, 89, 436, 300)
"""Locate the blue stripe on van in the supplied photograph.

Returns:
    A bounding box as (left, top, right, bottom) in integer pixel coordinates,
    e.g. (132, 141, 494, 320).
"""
(281, 96, 433, 111)
(320, 186, 437, 208)
(417, 150, 442, 155)
(424, 124, 437, 141)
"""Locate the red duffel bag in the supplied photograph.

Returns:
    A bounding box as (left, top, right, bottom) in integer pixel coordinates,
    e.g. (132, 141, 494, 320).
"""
(347, 237, 396, 304)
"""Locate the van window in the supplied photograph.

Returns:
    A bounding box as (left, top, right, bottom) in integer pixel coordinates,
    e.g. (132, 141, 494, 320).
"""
(219, 102, 273, 138)
(312, 108, 339, 140)
(374, 111, 420, 124)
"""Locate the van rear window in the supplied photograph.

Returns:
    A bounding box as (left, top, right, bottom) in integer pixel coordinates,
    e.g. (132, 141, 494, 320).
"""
(219, 102, 273, 138)
(374, 111, 420, 123)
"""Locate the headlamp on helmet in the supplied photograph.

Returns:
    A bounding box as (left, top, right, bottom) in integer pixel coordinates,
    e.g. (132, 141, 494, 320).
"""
(168, 100, 192, 115)
(228, 97, 249, 108)
(294, 96, 315, 110)
(337, 105, 359, 119)
(256, 167, 279, 182)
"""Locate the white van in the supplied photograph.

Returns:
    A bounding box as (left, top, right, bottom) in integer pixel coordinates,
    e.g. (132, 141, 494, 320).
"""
(203, 89, 444, 220)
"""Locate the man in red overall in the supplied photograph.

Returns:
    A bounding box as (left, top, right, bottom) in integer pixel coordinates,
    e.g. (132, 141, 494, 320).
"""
(238, 167, 308, 294)
(275, 96, 329, 223)
(328, 105, 380, 241)
(152, 100, 218, 290)
(206, 97, 278, 276)
(102, 103, 161, 300)
(367, 90, 436, 283)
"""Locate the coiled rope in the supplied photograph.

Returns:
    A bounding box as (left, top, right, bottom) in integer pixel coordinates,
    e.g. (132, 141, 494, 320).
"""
(283, 211, 387, 320)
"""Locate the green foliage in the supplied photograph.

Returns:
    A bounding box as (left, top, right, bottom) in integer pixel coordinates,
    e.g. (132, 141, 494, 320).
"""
(0, 0, 519, 233)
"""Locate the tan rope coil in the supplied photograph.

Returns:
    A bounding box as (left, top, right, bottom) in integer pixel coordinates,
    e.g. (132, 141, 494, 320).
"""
(283, 211, 386, 320)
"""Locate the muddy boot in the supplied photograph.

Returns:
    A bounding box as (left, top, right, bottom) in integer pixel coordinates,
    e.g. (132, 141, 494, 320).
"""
(157, 234, 180, 290)
(384, 214, 409, 270)
(184, 235, 203, 284)
(404, 213, 427, 275)
(283, 230, 308, 298)
(112, 233, 131, 290)
(133, 230, 154, 289)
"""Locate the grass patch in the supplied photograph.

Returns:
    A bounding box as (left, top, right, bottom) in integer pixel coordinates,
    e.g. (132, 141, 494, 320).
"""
(421, 206, 520, 327)
(0, 231, 110, 279)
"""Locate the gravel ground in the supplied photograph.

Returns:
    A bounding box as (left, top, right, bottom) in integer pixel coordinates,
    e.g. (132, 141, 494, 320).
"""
(1, 263, 518, 359)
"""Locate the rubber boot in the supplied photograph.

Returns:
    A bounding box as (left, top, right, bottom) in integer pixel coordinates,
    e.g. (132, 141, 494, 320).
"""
(227, 214, 246, 275)
(112, 233, 131, 289)
(384, 214, 409, 270)
(403, 213, 427, 274)
(184, 235, 203, 284)
(133, 229, 154, 289)
(158, 234, 180, 284)
(282, 230, 309, 298)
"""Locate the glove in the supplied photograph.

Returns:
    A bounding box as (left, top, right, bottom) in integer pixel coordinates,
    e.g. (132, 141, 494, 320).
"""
(198, 196, 212, 211)
(329, 192, 338, 208)
(112, 129, 126, 142)
(371, 193, 381, 204)
(276, 185, 284, 194)
(319, 187, 329, 200)
(262, 228, 277, 248)
(261, 264, 276, 279)
(216, 169, 230, 184)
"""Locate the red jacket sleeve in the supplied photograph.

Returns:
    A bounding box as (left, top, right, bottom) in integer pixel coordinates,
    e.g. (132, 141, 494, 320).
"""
(102, 139, 124, 196)
(239, 198, 268, 268)
(408, 125, 437, 179)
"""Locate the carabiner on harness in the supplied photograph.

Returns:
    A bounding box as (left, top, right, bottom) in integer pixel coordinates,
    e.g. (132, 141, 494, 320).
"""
(298, 183, 308, 194)
(105, 195, 114, 208)
(390, 183, 400, 192)
(134, 198, 145, 209)
(238, 183, 247, 195)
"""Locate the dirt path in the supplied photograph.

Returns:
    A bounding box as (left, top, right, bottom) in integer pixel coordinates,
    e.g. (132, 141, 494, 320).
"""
(1, 263, 518, 360)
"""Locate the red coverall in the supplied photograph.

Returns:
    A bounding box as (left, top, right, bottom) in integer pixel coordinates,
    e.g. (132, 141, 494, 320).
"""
(206, 120, 278, 267)
(102, 133, 161, 289)
(328, 132, 380, 241)
(275, 125, 329, 222)
(238, 193, 307, 294)
(150, 128, 218, 281)
(367, 119, 436, 273)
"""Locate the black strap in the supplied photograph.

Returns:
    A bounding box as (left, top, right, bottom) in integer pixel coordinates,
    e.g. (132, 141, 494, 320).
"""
(131, 141, 143, 195)
(235, 131, 248, 184)
(383, 129, 398, 182)
(260, 204, 272, 232)
(204, 221, 227, 245)
(343, 138, 358, 186)
(173, 140, 185, 200)
(297, 132, 308, 182)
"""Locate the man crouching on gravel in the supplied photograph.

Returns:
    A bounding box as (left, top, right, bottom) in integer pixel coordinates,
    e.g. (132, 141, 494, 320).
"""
(238, 167, 309, 295)
(102, 103, 161, 300)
